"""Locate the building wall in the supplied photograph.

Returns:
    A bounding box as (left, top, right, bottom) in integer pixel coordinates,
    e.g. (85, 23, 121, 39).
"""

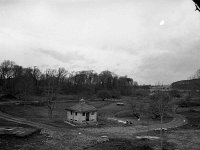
(74, 112, 82, 122)
(67, 111, 74, 121)
(66, 111, 97, 123)
(89, 112, 97, 121)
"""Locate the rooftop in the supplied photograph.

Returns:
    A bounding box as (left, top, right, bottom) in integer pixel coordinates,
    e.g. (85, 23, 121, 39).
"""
(65, 98, 97, 112)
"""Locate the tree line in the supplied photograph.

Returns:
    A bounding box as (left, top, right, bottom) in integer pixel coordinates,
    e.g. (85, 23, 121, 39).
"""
(0, 60, 138, 98)
(171, 68, 200, 92)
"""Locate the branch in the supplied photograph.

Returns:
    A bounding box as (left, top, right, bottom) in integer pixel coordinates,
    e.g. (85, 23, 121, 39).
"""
(193, 0, 200, 12)
(195, 4, 200, 11)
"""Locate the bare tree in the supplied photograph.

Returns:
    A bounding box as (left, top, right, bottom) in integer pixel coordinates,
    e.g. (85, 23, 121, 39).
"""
(45, 69, 58, 119)
(57, 67, 68, 85)
(0, 60, 16, 79)
(31, 66, 41, 88)
(0, 60, 16, 93)
(16, 68, 35, 97)
(150, 91, 171, 149)
(130, 103, 143, 120)
(193, 69, 200, 79)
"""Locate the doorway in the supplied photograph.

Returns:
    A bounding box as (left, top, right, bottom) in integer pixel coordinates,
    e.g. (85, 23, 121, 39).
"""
(86, 112, 90, 121)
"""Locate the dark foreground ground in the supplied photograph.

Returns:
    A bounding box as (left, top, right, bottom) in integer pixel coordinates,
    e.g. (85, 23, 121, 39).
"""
(0, 134, 49, 150)
(0, 118, 49, 150)
(84, 138, 175, 150)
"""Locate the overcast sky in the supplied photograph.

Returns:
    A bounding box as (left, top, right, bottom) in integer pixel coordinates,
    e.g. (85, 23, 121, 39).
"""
(0, 0, 200, 85)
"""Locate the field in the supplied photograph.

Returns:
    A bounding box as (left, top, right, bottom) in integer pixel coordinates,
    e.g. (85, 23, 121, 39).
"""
(0, 96, 172, 128)
(0, 95, 200, 150)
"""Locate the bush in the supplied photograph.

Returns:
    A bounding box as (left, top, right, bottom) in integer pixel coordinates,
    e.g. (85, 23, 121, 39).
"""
(169, 90, 181, 98)
(115, 110, 132, 118)
(97, 90, 112, 100)
(179, 101, 200, 107)
(111, 90, 121, 99)
(149, 92, 171, 119)
(134, 89, 150, 97)
(185, 94, 191, 101)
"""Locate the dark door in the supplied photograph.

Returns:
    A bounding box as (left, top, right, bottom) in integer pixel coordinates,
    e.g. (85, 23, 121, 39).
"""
(86, 112, 89, 121)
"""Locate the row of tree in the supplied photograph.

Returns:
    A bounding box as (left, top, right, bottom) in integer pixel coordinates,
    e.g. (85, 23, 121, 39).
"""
(171, 68, 200, 91)
(0, 60, 138, 98)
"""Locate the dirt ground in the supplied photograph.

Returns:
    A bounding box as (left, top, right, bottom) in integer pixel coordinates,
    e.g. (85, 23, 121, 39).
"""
(1, 96, 200, 150)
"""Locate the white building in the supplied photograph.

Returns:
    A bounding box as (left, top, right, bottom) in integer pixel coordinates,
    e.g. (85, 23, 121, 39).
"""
(65, 99, 97, 124)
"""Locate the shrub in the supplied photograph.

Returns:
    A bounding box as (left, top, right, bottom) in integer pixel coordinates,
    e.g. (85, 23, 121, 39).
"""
(134, 89, 150, 97)
(115, 110, 132, 118)
(97, 90, 112, 100)
(185, 94, 191, 101)
(179, 101, 200, 107)
(149, 92, 171, 119)
(111, 90, 121, 99)
(169, 90, 181, 98)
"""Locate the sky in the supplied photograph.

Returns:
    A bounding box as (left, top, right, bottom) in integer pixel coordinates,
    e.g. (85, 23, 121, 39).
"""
(0, 0, 200, 85)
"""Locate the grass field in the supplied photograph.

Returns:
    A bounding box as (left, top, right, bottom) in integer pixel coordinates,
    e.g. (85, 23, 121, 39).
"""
(0, 96, 173, 128)
(178, 110, 200, 129)
(0, 100, 115, 128)
(0, 118, 31, 128)
(1, 95, 200, 150)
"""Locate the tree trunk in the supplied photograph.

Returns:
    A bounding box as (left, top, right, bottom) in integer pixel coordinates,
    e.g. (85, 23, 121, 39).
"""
(48, 106, 53, 119)
(160, 115, 163, 150)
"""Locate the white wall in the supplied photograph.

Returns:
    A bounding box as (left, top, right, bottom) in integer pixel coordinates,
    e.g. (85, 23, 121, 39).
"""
(74, 112, 84, 123)
(67, 111, 73, 121)
(66, 111, 97, 123)
(89, 112, 97, 121)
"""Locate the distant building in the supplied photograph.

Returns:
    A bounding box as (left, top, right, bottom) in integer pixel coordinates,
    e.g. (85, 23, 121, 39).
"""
(65, 99, 97, 124)
(150, 85, 171, 93)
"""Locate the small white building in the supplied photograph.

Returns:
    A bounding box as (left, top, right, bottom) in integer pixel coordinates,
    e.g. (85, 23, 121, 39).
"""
(65, 99, 97, 124)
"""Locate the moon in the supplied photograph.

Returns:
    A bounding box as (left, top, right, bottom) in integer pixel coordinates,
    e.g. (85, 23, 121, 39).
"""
(160, 20, 165, 26)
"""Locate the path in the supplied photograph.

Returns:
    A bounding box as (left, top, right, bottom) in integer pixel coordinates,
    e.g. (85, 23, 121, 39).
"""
(0, 101, 76, 132)
(0, 101, 187, 138)
(0, 111, 56, 130)
(81, 114, 187, 138)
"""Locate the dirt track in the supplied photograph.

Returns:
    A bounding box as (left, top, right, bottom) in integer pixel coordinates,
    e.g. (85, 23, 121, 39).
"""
(0, 101, 187, 138)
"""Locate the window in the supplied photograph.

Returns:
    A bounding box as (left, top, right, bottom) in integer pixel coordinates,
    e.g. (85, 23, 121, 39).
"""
(91, 112, 95, 115)
(75, 112, 77, 115)
(82, 112, 85, 116)
(71, 111, 73, 115)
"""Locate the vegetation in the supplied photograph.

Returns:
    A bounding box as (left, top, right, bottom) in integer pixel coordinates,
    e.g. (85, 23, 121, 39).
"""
(1, 59, 200, 150)
(84, 138, 155, 150)
(149, 91, 171, 149)
(171, 78, 200, 92)
(97, 90, 112, 100)
(129, 103, 144, 119)
(171, 68, 200, 93)
(0, 60, 138, 99)
(97, 90, 121, 100)
(178, 101, 200, 108)
(169, 90, 181, 98)
(149, 92, 171, 119)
